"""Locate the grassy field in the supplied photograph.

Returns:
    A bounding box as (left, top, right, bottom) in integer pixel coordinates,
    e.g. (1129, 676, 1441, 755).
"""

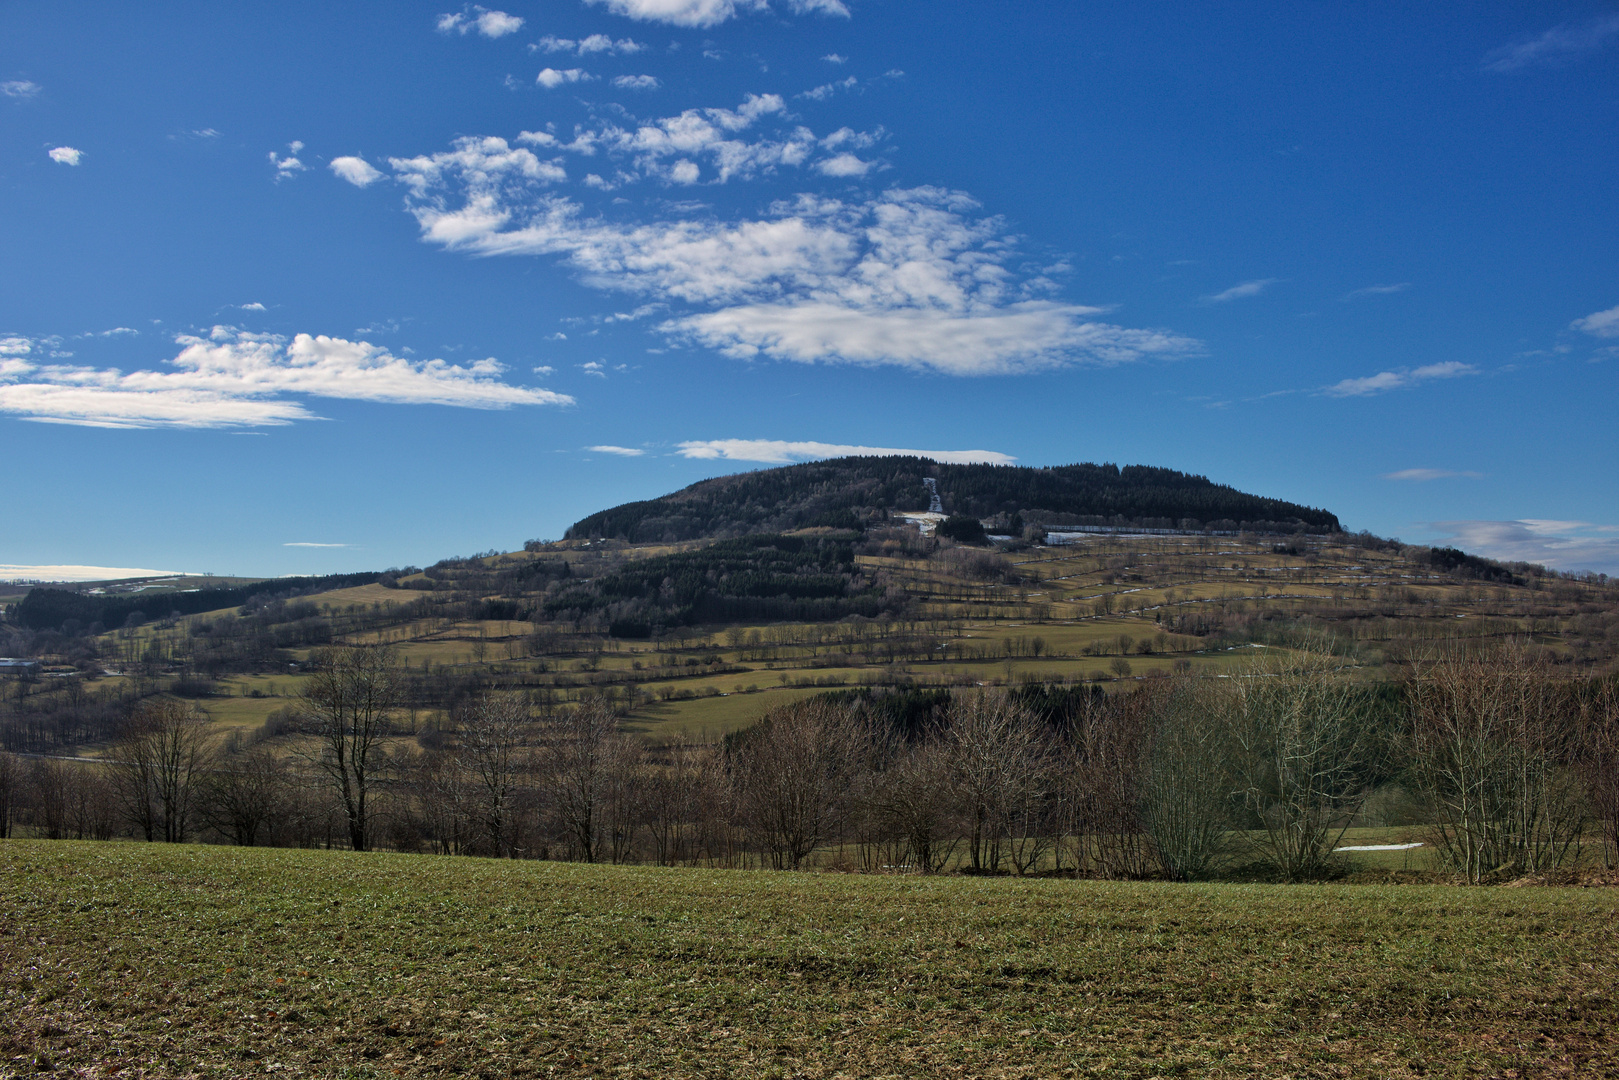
(2, 842, 1615, 1079)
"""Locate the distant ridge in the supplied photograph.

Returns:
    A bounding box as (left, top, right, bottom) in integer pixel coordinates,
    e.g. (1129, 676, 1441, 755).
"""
(567, 457, 1341, 543)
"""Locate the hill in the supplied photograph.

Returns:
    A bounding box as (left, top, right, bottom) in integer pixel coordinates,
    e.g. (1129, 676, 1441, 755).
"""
(565, 456, 1341, 543)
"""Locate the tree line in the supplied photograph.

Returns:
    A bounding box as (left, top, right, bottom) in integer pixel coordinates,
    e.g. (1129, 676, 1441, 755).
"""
(3, 641, 1614, 883)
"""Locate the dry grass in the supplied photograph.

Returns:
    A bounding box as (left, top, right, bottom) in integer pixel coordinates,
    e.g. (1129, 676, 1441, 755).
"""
(3, 841, 1616, 1079)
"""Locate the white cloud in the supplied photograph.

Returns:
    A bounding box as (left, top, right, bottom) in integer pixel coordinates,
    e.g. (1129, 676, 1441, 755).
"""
(392, 162, 1198, 375)
(330, 155, 384, 187)
(0, 327, 572, 429)
(1343, 282, 1410, 300)
(437, 6, 524, 38)
(612, 74, 661, 90)
(787, 0, 849, 17)
(677, 440, 1015, 466)
(390, 136, 566, 198)
(0, 564, 193, 584)
(533, 364, 555, 374)
(1, 336, 36, 355)
(799, 76, 858, 101)
(1201, 278, 1279, 303)
(1431, 520, 1619, 576)
(587, 444, 645, 455)
(1323, 361, 1477, 398)
(2, 80, 42, 99)
(1382, 468, 1483, 482)
(583, 0, 756, 28)
(538, 67, 592, 89)
(1572, 303, 1619, 338)
(535, 34, 644, 55)
(580, 361, 607, 377)
(582, 0, 847, 26)
(48, 146, 83, 166)
(238, 302, 267, 312)
(814, 152, 871, 177)
(821, 53, 847, 64)
(269, 141, 305, 180)
(94, 327, 139, 338)
(284, 542, 350, 548)
(1483, 14, 1619, 73)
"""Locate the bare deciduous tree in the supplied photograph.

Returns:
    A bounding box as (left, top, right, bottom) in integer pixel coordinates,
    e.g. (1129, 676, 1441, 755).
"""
(538, 697, 620, 862)
(945, 691, 1052, 874)
(301, 645, 401, 852)
(731, 698, 864, 870)
(200, 746, 290, 846)
(110, 699, 214, 843)
(461, 692, 530, 857)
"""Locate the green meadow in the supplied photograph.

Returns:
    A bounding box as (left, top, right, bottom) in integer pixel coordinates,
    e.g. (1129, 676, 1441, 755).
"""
(3, 841, 1615, 1079)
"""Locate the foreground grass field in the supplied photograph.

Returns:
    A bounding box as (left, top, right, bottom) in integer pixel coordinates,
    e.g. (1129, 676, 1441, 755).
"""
(2, 844, 1615, 1078)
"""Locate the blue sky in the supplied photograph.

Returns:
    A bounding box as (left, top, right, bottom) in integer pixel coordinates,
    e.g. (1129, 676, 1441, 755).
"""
(3, 1, 1617, 579)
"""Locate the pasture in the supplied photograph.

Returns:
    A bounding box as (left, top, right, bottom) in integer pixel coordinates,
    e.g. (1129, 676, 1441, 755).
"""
(2, 841, 1615, 1079)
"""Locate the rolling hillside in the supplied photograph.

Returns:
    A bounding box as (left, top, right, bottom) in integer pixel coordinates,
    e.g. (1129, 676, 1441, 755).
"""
(566, 456, 1342, 543)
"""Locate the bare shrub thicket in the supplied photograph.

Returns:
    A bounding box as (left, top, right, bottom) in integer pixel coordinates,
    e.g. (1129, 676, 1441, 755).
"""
(1408, 645, 1588, 882)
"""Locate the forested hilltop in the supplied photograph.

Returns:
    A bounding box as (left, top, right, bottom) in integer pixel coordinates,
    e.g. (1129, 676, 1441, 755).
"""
(566, 457, 1341, 543)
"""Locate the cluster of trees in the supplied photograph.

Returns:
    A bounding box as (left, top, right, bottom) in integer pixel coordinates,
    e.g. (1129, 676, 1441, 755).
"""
(10, 572, 381, 634)
(5, 642, 1614, 883)
(566, 456, 1341, 543)
(543, 535, 897, 637)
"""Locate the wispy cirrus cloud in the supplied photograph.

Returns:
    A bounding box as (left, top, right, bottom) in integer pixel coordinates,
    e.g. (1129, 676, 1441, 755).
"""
(284, 542, 350, 548)
(0, 327, 571, 429)
(612, 74, 661, 90)
(583, 0, 847, 28)
(1323, 361, 1476, 397)
(1201, 278, 1280, 304)
(3, 80, 42, 99)
(677, 439, 1014, 465)
(1572, 303, 1619, 338)
(1482, 14, 1619, 73)
(1432, 519, 1619, 576)
(1383, 468, 1483, 482)
(1343, 282, 1410, 301)
(586, 444, 645, 455)
(437, 6, 524, 38)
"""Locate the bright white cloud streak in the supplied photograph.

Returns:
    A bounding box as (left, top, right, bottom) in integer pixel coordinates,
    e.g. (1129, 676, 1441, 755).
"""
(330, 155, 383, 187)
(0, 564, 194, 583)
(0, 327, 572, 429)
(1343, 282, 1410, 300)
(676, 439, 1015, 465)
(612, 75, 661, 90)
(284, 542, 350, 548)
(582, 0, 846, 27)
(2, 80, 42, 98)
(437, 6, 524, 38)
(1323, 361, 1476, 397)
(1432, 520, 1619, 576)
(1573, 303, 1619, 338)
(587, 445, 645, 455)
(48, 146, 83, 165)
